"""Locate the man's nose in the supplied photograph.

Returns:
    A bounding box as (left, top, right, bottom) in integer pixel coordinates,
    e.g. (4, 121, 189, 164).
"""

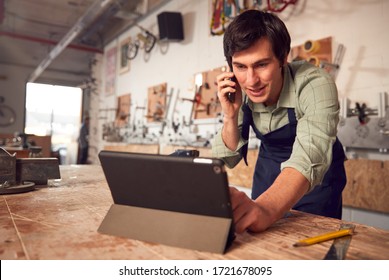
(246, 68, 259, 85)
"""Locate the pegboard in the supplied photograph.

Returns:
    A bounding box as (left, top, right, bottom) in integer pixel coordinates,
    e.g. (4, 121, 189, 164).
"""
(115, 94, 131, 128)
(289, 36, 332, 71)
(192, 67, 224, 120)
(146, 83, 167, 123)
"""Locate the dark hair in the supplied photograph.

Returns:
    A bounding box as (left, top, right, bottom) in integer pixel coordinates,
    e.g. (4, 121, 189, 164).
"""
(223, 10, 291, 69)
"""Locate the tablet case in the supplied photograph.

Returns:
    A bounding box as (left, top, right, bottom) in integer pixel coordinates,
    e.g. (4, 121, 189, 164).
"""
(98, 151, 235, 254)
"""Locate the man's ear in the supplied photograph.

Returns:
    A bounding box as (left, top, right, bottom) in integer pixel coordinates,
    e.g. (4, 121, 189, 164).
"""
(280, 55, 288, 67)
(282, 54, 288, 66)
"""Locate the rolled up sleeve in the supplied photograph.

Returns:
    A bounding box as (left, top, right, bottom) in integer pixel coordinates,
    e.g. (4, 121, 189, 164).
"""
(211, 107, 248, 168)
(281, 67, 340, 192)
(211, 128, 247, 168)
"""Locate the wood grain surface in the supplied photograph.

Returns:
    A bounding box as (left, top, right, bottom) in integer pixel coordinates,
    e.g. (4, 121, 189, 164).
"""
(343, 159, 389, 214)
(1, 165, 388, 260)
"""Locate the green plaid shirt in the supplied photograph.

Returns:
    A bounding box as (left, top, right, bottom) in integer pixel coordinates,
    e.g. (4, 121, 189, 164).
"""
(212, 61, 341, 191)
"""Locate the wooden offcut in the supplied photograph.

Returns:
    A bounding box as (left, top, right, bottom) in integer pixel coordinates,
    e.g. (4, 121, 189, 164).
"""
(343, 159, 389, 214)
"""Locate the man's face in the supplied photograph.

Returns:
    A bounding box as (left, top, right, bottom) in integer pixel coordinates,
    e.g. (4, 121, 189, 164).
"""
(231, 37, 286, 106)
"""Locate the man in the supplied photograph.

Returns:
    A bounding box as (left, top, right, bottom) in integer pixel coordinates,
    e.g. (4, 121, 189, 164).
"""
(212, 10, 346, 234)
(78, 116, 90, 164)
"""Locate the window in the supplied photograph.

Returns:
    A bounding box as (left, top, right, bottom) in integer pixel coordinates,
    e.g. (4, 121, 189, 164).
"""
(25, 83, 82, 164)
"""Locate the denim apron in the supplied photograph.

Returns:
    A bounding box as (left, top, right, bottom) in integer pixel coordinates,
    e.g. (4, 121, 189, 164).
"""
(240, 103, 346, 219)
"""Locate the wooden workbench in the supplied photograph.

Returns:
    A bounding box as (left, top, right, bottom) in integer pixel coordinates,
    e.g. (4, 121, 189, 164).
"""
(1, 165, 389, 260)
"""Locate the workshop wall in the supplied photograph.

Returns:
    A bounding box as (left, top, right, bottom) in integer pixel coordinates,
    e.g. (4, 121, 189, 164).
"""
(89, 0, 389, 230)
(90, 0, 389, 163)
(0, 63, 29, 134)
(283, 0, 389, 160)
(90, 0, 227, 160)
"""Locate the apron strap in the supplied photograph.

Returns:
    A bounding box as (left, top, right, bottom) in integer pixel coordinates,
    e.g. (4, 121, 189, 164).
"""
(240, 98, 251, 166)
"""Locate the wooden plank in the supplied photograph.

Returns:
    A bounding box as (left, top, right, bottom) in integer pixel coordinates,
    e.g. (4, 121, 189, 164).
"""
(343, 159, 389, 214)
(226, 149, 257, 189)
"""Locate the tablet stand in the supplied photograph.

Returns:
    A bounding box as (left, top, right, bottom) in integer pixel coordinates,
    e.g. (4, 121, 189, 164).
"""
(98, 204, 233, 254)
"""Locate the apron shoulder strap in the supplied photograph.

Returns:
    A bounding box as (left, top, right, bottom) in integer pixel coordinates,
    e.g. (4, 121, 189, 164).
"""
(240, 96, 251, 166)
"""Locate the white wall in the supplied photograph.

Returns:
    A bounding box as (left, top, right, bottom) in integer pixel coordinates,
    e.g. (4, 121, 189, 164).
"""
(90, 0, 226, 157)
(90, 0, 389, 228)
(283, 0, 389, 104)
(92, 0, 389, 152)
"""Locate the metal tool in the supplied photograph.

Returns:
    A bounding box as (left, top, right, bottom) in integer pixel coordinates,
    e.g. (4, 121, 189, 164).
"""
(16, 158, 61, 185)
(324, 223, 356, 260)
(0, 147, 16, 184)
(0, 147, 61, 194)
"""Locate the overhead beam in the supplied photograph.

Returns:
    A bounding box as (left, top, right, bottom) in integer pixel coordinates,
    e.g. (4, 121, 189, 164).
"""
(28, 0, 116, 83)
(0, 31, 103, 54)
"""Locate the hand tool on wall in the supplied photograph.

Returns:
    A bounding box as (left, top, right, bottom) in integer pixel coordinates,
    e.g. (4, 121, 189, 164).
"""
(160, 87, 174, 135)
(355, 102, 368, 125)
(319, 44, 344, 80)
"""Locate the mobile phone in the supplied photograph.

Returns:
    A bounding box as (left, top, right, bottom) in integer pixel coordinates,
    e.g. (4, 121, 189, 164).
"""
(227, 75, 237, 103)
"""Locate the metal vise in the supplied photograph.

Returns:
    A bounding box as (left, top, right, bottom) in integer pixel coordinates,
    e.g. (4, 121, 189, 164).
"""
(0, 147, 61, 194)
